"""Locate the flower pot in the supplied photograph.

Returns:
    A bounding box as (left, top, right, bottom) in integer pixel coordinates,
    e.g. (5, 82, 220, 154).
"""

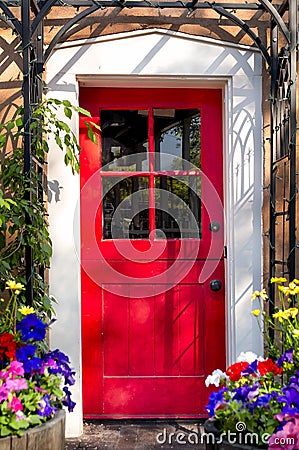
(0, 410, 65, 450)
(204, 420, 267, 450)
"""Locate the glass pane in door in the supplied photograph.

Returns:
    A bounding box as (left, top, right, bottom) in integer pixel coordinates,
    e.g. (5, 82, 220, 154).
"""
(102, 176, 149, 239)
(101, 110, 149, 171)
(154, 109, 201, 171)
(155, 176, 201, 239)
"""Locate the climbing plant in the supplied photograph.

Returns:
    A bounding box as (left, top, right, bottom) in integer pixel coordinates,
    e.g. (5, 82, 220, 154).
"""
(0, 99, 99, 318)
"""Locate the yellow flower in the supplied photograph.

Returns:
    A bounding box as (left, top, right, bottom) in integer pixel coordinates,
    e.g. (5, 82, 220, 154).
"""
(292, 329, 299, 338)
(251, 289, 268, 301)
(5, 280, 25, 295)
(279, 283, 299, 296)
(285, 307, 298, 318)
(18, 305, 35, 316)
(272, 310, 289, 323)
(252, 309, 261, 317)
(293, 279, 299, 285)
(271, 277, 287, 284)
(0, 298, 4, 303)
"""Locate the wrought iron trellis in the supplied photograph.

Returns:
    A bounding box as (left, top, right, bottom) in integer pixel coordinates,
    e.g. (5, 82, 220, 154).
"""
(0, 0, 297, 305)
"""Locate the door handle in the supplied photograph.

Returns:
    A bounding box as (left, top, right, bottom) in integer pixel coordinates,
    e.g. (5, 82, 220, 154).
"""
(210, 279, 222, 291)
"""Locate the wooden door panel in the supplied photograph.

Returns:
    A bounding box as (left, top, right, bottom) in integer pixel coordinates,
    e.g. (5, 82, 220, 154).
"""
(103, 377, 208, 417)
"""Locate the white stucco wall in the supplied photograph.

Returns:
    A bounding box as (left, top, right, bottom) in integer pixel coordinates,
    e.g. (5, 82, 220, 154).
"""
(46, 28, 263, 437)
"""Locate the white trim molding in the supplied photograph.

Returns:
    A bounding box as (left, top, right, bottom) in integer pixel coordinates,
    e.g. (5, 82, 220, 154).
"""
(46, 28, 263, 437)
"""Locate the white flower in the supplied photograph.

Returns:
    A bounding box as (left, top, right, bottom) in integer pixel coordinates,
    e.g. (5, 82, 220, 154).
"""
(205, 369, 228, 387)
(236, 351, 264, 363)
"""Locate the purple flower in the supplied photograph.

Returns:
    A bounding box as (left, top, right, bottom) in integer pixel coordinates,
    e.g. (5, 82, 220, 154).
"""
(289, 371, 299, 386)
(241, 360, 258, 376)
(206, 387, 227, 417)
(233, 383, 259, 402)
(38, 394, 57, 418)
(279, 384, 299, 407)
(16, 345, 42, 373)
(43, 349, 75, 386)
(62, 386, 76, 412)
(0, 384, 9, 401)
(277, 348, 294, 368)
(269, 416, 299, 449)
(279, 405, 299, 418)
(17, 314, 46, 342)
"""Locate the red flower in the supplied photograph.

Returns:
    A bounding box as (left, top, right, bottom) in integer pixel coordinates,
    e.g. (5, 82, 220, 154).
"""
(0, 332, 17, 361)
(226, 361, 249, 381)
(258, 358, 282, 376)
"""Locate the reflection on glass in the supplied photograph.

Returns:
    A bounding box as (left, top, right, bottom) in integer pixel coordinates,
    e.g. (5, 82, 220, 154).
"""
(102, 177, 149, 239)
(155, 176, 201, 239)
(101, 110, 149, 171)
(154, 109, 201, 171)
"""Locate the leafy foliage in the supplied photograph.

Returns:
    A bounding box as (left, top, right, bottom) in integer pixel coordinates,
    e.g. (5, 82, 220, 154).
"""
(0, 99, 100, 318)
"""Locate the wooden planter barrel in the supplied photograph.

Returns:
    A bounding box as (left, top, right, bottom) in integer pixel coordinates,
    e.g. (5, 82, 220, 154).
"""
(0, 410, 65, 450)
(204, 420, 267, 450)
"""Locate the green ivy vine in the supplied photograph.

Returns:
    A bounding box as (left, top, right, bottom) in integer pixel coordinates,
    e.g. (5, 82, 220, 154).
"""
(0, 99, 99, 319)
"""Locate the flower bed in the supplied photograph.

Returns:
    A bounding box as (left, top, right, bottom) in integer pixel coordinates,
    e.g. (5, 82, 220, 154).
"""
(0, 280, 75, 439)
(205, 279, 299, 450)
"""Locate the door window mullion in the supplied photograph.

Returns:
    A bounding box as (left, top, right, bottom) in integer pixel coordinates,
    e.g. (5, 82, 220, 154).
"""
(148, 108, 155, 237)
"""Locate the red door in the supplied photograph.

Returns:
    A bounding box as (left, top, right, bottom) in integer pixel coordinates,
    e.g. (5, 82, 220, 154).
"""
(80, 88, 225, 418)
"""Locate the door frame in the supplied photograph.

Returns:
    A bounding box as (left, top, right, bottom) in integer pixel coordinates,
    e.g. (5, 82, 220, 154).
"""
(80, 86, 225, 418)
(46, 29, 263, 436)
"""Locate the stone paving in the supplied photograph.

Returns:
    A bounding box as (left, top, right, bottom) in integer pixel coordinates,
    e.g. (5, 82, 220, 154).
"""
(65, 420, 206, 450)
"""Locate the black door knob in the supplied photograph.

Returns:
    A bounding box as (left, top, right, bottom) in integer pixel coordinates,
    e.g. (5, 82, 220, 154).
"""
(210, 279, 222, 291)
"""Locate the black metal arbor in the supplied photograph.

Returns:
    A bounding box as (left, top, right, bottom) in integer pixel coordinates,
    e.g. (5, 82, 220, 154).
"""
(0, 0, 298, 305)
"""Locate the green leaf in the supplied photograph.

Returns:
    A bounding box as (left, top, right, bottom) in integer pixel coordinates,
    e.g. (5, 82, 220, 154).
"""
(6, 121, 15, 131)
(90, 121, 101, 131)
(28, 415, 43, 425)
(87, 127, 97, 144)
(64, 107, 72, 119)
(0, 260, 11, 270)
(77, 106, 91, 117)
(55, 133, 62, 148)
(62, 99, 71, 107)
(57, 120, 70, 133)
(16, 117, 23, 128)
(0, 134, 6, 147)
(0, 426, 10, 437)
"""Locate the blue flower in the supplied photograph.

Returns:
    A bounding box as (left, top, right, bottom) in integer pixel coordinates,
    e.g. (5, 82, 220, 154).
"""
(43, 349, 75, 386)
(206, 388, 227, 417)
(38, 394, 57, 418)
(281, 405, 299, 417)
(277, 348, 294, 368)
(62, 386, 76, 412)
(241, 360, 258, 376)
(17, 314, 46, 342)
(233, 383, 259, 402)
(278, 380, 299, 409)
(16, 345, 42, 373)
(289, 371, 299, 386)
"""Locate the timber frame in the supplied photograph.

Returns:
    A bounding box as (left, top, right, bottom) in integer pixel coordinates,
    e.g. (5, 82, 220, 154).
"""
(0, 0, 298, 305)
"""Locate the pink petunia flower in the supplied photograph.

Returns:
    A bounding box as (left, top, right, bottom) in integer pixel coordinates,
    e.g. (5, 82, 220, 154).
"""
(7, 396, 23, 412)
(269, 418, 299, 449)
(5, 378, 28, 392)
(6, 361, 25, 377)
